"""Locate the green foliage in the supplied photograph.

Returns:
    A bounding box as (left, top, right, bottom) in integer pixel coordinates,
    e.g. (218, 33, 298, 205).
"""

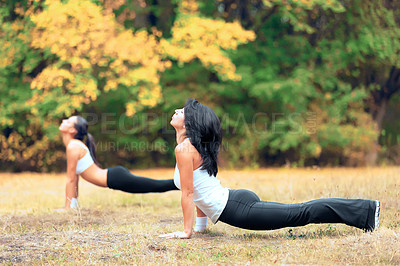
(1, 0, 399, 171)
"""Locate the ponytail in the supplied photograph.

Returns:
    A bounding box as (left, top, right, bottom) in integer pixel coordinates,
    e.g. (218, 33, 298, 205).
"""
(86, 132, 100, 166)
(74, 115, 100, 166)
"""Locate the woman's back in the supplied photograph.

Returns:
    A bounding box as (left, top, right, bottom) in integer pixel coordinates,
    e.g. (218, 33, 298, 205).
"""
(68, 139, 107, 187)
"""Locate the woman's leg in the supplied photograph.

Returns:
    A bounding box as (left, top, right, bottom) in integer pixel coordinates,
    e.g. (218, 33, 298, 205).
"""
(218, 189, 378, 231)
(107, 166, 178, 193)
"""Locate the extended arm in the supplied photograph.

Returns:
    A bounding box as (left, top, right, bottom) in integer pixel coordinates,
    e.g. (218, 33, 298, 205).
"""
(159, 143, 195, 239)
(64, 142, 80, 209)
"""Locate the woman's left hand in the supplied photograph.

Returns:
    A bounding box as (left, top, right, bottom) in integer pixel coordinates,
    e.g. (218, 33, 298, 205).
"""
(158, 231, 192, 239)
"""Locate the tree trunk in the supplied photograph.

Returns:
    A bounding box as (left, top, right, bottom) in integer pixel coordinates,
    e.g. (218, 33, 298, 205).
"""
(365, 67, 400, 165)
(365, 98, 387, 166)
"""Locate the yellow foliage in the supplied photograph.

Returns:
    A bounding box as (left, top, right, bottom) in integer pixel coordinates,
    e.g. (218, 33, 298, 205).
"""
(30, 0, 167, 116)
(125, 102, 136, 117)
(179, 0, 199, 15)
(138, 84, 162, 107)
(124, 85, 162, 117)
(30, 66, 75, 90)
(162, 10, 255, 81)
(2, 0, 257, 169)
(27, 0, 255, 117)
(0, 123, 63, 170)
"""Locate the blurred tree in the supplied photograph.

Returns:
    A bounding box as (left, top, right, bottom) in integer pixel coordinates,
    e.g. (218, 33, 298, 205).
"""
(0, 0, 254, 171)
(0, 0, 62, 171)
(187, 0, 399, 166)
(1, 0, 399, 171)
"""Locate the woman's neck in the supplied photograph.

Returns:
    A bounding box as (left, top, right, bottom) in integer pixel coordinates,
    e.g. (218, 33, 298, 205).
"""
(175, 129, 187, 145)
(62, 133, 74, 147)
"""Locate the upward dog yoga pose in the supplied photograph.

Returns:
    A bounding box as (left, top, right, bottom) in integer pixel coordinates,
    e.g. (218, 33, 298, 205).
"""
(159, 99, 380, 239)
(58, 116, 177, 210)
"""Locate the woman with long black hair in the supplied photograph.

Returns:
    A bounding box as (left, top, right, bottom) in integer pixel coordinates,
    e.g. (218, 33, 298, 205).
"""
(58, 115, 177, 210)
(159, 99, 380, 239)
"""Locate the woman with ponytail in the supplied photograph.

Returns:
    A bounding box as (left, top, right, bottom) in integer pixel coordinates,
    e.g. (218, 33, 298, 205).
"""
(58, 115, 177, 210)
(159, 99, 380, 239)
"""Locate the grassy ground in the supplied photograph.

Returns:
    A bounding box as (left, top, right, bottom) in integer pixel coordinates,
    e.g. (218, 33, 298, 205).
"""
(0, 167, 399, 265)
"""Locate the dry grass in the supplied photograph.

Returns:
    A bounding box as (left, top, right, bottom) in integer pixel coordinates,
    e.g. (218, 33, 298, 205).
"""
(0, 167, 399, 265)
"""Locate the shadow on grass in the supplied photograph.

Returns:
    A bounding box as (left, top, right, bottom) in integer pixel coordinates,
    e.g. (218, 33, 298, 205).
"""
(194, 225, 357, 241)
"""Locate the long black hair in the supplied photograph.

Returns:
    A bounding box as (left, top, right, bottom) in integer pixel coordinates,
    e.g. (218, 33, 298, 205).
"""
(184, 99, 222, 177)
(73, 116, 100, 166)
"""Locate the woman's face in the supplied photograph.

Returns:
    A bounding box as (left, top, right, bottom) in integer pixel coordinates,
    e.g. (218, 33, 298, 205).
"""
(59, 116, 78, 134)
(170, 108, 185, 129)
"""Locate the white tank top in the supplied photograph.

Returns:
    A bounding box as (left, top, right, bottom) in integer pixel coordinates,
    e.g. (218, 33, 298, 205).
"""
(74, 141, 94, 175)
(174, 164, 229, 224)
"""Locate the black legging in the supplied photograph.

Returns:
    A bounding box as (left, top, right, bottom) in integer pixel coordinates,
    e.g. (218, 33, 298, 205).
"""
(107, 166, 178, 193)
(218, 189, 376, 231)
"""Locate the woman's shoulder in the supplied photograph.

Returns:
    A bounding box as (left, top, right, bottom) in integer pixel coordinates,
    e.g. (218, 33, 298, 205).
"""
(67, 139, 87, 151)
(175, 139, 203, 170)
(175, 139, 196, 154)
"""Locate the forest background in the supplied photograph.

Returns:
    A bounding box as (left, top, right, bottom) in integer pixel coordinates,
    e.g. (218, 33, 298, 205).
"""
(1, 0, 400, 172)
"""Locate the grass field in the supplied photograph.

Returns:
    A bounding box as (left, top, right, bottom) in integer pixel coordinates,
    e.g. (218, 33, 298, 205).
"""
(0, 167, 399, 265)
